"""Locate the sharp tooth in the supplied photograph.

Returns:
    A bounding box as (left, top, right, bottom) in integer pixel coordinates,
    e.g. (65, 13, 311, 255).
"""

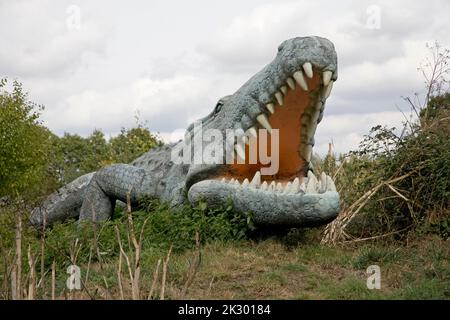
(326, 175, 336, 192)
(319, 172, 327, 193)
(323, 81, 333, 99)
(280, 85, 288, 95)
(300, 181, 306, 193)
(275, 91, 284, 105)
(235, 143, 246, 160)
(314, 101, 323, 111)
(286, 77, 295, 90)
(246, 126, 258, 139)
(242, 135, 249, 145)
(276, 183, 283, 192)
(284, 182, 292, 193)
(302, 62, 313, 78)
(291, 178, 300, 193)
(242, 178, 249, 187)
(306, 171, 318, 193)
(302, 144, 312, 162)
(261, 181, 268, 191)
(293, 71, 308, 91)
(234, 180, 240, 186)
(306, 123, 317, 140)
(256, 114, 272, 132)
(269, 181, 276, 191)
(266, 103, 275, 114)
(230, 178, 235, 184)
(250, 171, 261, 187)
(322, 71, 332, 86)
(221, 178, 226, 183)
(310, 108, 320, 124)
(305, 148, 312, 162)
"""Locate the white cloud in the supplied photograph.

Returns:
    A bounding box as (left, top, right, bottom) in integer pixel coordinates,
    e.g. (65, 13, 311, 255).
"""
(314, 111, 408, 155)
(47, 74, 218, 135)
(1, 0, 449, 155)
(0, 0, 110, 77)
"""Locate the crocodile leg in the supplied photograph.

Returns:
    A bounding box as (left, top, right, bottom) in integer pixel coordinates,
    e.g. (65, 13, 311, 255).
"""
(78, 164, 154, 223)
(30, 173, 94, 228)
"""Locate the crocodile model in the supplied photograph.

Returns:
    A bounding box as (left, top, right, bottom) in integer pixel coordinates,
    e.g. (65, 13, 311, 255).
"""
(31, 36, 340, 229)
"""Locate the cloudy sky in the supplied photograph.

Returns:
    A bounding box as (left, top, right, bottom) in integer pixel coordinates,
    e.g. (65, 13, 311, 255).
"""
(1, 0, 449, 155)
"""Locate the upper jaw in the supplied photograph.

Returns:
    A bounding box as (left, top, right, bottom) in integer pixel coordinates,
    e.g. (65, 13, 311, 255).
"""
(186, 36, 338, 192)
(219, 36, 337, 165)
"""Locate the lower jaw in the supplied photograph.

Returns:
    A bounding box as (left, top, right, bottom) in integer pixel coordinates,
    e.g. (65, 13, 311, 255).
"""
(188, 179, 340, 227)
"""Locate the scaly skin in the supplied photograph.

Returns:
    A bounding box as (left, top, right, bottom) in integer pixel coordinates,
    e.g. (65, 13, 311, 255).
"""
(31, 36, 340, 228)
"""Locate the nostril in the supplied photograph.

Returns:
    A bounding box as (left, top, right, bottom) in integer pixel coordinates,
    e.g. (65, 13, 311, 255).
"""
(278, 40, 288, 52)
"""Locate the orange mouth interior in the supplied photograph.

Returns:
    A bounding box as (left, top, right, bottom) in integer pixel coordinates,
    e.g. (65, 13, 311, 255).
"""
(225, 73, 322, 183)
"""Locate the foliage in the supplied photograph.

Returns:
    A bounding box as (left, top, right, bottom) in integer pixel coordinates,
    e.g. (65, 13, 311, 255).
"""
(0, 79, 55, 198)
(49, 130, 108, 184)
(39, 199, 254, 268)
(50, 127, 162, 185)
(319, 93, 450, 240)
(109, 127, 162, 164)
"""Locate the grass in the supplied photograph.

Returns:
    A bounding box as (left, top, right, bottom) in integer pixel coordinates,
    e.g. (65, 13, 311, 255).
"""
(175, 235, 449, 300)
(1, 203, 448, 300)
(75, 232, 443, 300)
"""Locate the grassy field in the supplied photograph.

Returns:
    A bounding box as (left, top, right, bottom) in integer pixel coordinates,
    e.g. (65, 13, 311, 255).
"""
(43, 230, 448, 300)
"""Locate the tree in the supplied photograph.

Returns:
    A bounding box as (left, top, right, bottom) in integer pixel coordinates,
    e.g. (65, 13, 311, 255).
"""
(110, 127, 162, 164)
(52, 130, 110, 184)
(0, 79, 53, 198)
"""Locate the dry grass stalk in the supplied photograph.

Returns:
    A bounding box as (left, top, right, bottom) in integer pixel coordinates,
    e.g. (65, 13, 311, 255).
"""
(342, 226, 412, 243)
(147, 258, 162, 300)
(0, 239, 11, 299)
(11, 210, 22, 300)
(88, 214, 112, 300)
(129, 192, 149, 299)
(115, 194, 150, 300)
(181, 232, 202, 297)
(127, 193, 140, 299)
(321, 171, 414, 244)
(84, 248, 92, 291)
(68, 238, 82, 300)
(117, 247, 124, 300)
(39, 213, 47, 298)
(207, 276, 215, 297)
(51, 260, 56, 300)
(160, 244, 172, 300)
(27, 245, 36, 300)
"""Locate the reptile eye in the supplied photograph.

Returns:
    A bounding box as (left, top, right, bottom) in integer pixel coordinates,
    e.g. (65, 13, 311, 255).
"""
(214, 102, 223, 114)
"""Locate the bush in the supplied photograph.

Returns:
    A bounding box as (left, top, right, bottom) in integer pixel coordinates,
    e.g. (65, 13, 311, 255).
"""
(40, 199, 254, 269)
(322, 94, 450, 240)
(50, 127, 162, 185)
(0, 79, 55, 198)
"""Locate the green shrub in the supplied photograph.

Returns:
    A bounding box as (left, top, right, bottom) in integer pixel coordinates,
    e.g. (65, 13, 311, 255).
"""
(0, 79, 55, 198)
(40, 199, 254, 269)
(317, 93, 449, 240)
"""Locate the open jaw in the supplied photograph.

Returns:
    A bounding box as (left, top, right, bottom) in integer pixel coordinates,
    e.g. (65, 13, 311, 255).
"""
(188, 60, 340, 228)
